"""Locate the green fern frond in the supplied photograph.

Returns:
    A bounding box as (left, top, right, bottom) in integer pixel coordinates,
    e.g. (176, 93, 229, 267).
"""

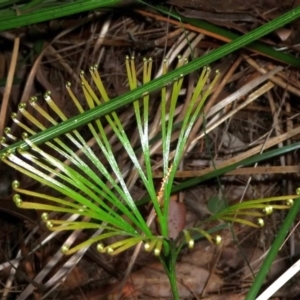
(1, 55, 295, 257)
(0, 56, 219, 255)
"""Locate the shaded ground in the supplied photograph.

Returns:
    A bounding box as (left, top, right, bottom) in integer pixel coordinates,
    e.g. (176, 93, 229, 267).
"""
(1, 1, 300, 299)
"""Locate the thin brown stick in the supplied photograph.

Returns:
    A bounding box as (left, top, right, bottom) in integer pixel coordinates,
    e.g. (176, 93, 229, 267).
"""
(153, 123, 300, 179)
(242, 53, 300, 97)
(0, 36, 20, 138)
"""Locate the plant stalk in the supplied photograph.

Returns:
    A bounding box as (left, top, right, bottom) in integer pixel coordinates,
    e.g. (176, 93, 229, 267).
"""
(160, 242, 180, 300)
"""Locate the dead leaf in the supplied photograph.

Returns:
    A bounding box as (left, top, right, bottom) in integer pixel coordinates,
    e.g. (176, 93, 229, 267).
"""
(181, 240, 216, 268)
(275, 28, 293, 41)
(128, 262, 223, 298)
(60, 264, 89, 289)
(218, 246, 286, 282)
(203, 294, 245, 300)
(168, 195, 186, 239)
(242, 247, 286, 281)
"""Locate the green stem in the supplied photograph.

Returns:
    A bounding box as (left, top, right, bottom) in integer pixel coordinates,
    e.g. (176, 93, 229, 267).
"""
(160, 242, 180, 300)
(245, 196, 300, 299)
(0, 0, 126, 31)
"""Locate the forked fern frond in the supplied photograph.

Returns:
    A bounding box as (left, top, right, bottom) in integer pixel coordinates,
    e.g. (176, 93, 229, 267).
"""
(0, 56, 297, 258)
(0, 56, 219, 256)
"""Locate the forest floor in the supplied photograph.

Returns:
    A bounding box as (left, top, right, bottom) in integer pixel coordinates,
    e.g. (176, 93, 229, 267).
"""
(1, 1, 300, 299)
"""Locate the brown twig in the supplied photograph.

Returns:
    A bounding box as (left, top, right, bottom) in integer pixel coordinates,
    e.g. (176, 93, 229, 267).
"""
(0, 36, 19, 138)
